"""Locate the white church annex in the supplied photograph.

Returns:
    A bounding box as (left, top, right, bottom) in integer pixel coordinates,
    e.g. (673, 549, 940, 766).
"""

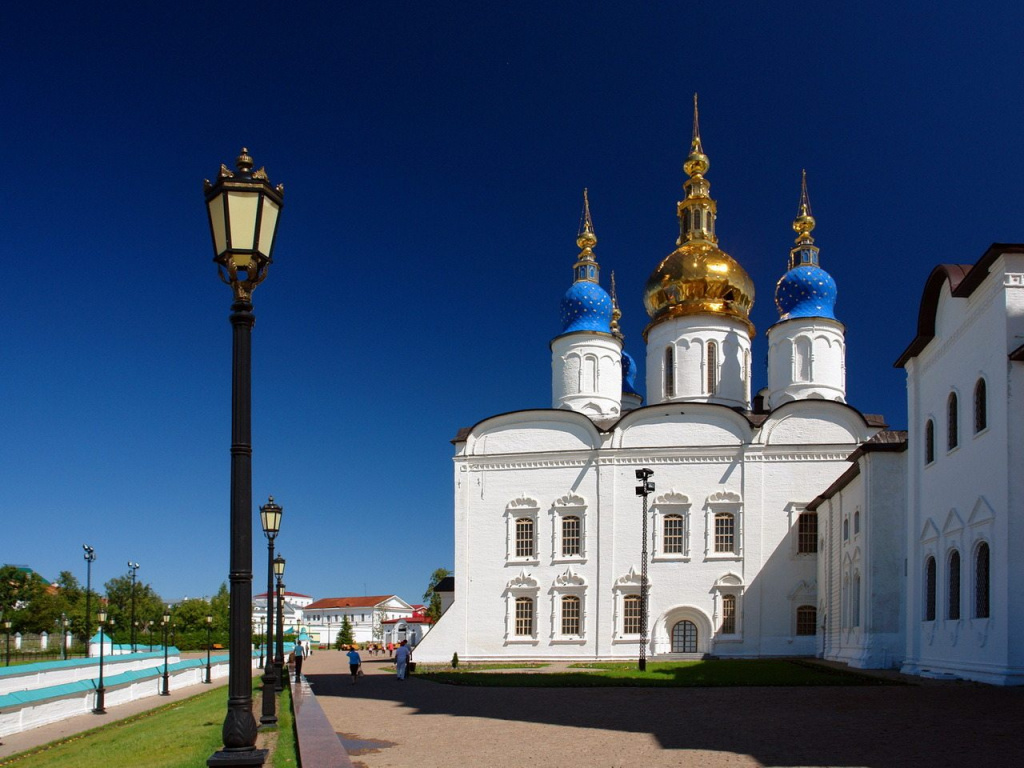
(417, 102, 887, 663)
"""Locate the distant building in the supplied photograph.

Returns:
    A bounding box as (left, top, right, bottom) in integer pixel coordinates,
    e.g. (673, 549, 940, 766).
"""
(253, 591, 312, 637)
(303, 595, 414, 646)
(382, 608, 434, 647)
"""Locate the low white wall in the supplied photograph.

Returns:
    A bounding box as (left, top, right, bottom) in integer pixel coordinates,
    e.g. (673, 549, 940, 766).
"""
(0, 655, 177, 696)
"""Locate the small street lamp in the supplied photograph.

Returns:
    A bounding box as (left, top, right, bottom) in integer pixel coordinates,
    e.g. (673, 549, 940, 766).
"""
(259, 496, 283, 726)
(205, 615, 213, 684)
(82, 545, 96, 646)
(160, 607, 171, 696)
(127, 561, 140, 652)
(635, 468, 655, 672)
(93, 610, 108, 714)
(274, 556, 286, 691)
(4, 620, 11, 666)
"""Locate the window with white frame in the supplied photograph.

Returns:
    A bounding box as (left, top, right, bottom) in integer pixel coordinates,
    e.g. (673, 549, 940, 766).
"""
(612, 567, 643, 641)
(623, 595, 642, 635)
(974, 541, 990, 618)
(550, 493, 587, 562)
(550, 566, 586, 642)
(797, 511, 818, 554)
(974, 378, 987, 433)
(705, 491, 742, 558)
(796, 605, 817, 636)
(721, 594, 736, 634)
(924, 556, 936, 621)
(505, 497, 539, 563)
(505, 570, 539, 642)
(515, 597, 534, 636)
(560, 595, 581, 636)
(713, 573, 744, 639)
(706, 341, 718, 395)
(948, 550, 961, 620)
(653, 492, 691, 560)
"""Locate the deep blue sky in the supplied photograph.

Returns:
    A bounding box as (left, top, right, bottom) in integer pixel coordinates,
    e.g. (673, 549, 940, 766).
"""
(4, 2, 1023, 606)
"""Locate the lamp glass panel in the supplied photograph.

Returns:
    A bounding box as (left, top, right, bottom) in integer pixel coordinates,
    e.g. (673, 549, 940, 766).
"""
(207, 194, 228, 255)
(226, 191, 260, 250)
(257, 197, 280, 257)
(261, 507, 282, 533)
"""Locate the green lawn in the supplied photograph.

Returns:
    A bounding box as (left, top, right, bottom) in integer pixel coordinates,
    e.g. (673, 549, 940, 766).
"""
(419, 659, 898, 687)
(0, 680, 297, 768)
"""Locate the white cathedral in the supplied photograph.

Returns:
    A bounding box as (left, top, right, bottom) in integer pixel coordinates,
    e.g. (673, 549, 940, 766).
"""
(416, 104, 1024, 686)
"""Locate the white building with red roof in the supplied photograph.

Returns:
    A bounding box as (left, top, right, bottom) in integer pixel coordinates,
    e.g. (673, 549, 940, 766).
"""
(303, 595, 414, 646)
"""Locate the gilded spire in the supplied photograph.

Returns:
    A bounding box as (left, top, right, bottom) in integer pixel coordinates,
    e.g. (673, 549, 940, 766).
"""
(789, 170, 820, 269)
(610, 271, 623, 340)
(677, 93, 717, 246)
(573, 188, 600, 284)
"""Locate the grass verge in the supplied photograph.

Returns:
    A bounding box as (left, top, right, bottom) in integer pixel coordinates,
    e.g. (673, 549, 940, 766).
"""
(419, 659, 899, 687)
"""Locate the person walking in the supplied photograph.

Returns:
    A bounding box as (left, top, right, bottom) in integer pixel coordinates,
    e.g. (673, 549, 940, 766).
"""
(347, 647, 362, 684)
(293, 638, 305, 678)
(394, 639, 411, 680)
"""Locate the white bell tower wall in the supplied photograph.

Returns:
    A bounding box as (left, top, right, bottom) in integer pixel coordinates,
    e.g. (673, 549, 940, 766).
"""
(551, 332, 622, 426)
(766, 317, 846, 408)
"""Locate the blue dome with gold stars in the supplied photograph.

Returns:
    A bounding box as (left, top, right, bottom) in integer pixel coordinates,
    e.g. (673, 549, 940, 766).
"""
(775, 265, 837, 321)
(621, 350, 641, 397)
(560, 281, 613, 334)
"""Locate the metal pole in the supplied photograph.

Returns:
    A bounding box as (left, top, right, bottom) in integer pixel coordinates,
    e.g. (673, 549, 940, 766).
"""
(635, 468, 654, 672)
(260, 537, 277, 725)
(93, 620, 106, 714)
(128, 562, 140, 653)
(160, 620, 170, 695)
(275, 580, 286, 691)
(83, 545, 95, 647)
(205, 619, 213, 684)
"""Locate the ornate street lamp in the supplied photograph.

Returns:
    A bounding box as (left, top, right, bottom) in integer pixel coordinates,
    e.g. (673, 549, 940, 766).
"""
(160, 607, 171, 696)
(205, 615, 214, 684)
(3, 620, 11, 666)
(82, 545, 96, 646)
(635, 468, 655, 672)
(204, 148, 283, 767)
(127, 562, 140, 653)
(93, 610, 108, 714)
(259, 496, 282, 726)
(273, 556, 286, 691)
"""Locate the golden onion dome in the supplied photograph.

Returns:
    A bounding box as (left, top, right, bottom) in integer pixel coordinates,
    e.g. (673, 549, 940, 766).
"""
(643, 94, 755, 338)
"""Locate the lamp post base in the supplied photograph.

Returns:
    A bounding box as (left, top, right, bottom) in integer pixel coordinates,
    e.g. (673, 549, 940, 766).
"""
(206, 748, 268, 767)
(160, 674, 170, 695)
(93, 689, 106, 714)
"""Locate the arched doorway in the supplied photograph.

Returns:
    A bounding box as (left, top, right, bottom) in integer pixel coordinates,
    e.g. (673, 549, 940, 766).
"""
(671, 620, 698, 653)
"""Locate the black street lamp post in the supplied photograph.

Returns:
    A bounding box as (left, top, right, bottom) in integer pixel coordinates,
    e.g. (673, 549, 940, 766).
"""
(160, 607, 171, 696)
(205, 615, 213, 684)
(128, 562, 140, 653)
(82, 545, 95, 646)
(274, 557, 286, 690)
(635, 468, 655, 672)
(147, 620, 154, 652)
(4, 620, 11, 666)
(93, 610, 108, 714)
(204, 148, 282, 767)
(259, 496, 282, 726)
(257, 618, 264, 666)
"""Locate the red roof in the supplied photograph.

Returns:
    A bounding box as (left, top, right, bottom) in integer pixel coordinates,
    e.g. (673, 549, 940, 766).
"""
(305, 595, 398, 610)
(382, 616, 434, 625)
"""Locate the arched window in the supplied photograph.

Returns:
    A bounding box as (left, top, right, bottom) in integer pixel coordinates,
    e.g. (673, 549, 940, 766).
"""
(843, 518, 849, 540)
(714, 513, 735, 553)
(925, 556, 937, 621)
(852, 573, 861, 627)
(947, 393, 958, 450)
(665, 347, 675, 398)
(975, 542, 990, 618)
(560, 595, 580, 636)
(974, 379, 987, 433)
(721, 594, 736, 634)
(854, 510, 860, 535)
(561, 516, 580, 557)
(925, 420, 935, 464)
(796, 605, 817, 636)
(581, 355, 597, 393)
(798, 511, 818, 554)
(623, 595, 642, 635)
(671, 620, 698, 652)
(663, 514, 684, 554)
(948, 550, 961, 620)
(515, 518, 534, 558)
(706, 341, 718, 395)
(514, 597, 534, 636)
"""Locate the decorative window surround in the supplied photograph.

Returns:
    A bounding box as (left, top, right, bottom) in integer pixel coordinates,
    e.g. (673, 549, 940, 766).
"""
(612, 567, 644, 643)
(550, 493, 587, 564)
(505, 496, 540, 565)
(549, 566, 587, 644)
(788, 579, 817, 636)
(652, 492, 691, 561)
(704, 491, 743, 560)
(504, 569, 539, 644)
(712, 572, 745, 641)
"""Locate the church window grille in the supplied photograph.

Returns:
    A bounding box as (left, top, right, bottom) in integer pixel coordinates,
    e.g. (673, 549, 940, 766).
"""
(707, 341, 718, 395)
(798, 512, 818, 554)
(515, 518, 535, 558)
(975, 542, 990, 618)
(663, 515, 684, 553)
(843, 518, 849, 541)
(561, 595, 581, 636)
(514, 597, 534, 636)
(561, 516, 581, 557)
(671, 620, 698, 652)
(796, 605, 817, 636)
(947, 393, 958, 450)
(714, 513, 735, 553)
(853, 511, 860, 536)
(925, 420, 935, 464)
(623, 595, 642, 635)
(974, 378, 987, 433)
(948, 550, 961, 620)
(852, 573, 861, 627)
(721, 594, 736, 634)
(925, 557, 937, 621)
(665, 347, 675, 398)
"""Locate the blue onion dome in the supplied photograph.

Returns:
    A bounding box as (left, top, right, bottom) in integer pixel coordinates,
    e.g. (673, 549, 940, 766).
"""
(558, 189, 613, 335)
(774, 171, 838, 322)
(621, 350, 641, 396)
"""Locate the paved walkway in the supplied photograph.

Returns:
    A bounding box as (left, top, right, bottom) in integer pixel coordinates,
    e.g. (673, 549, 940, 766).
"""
(303, 651, 1024, 768)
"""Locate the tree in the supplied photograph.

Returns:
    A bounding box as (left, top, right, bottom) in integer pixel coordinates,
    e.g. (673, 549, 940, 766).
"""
(103, 574, 164, 640)
(372, 604, 386, 644)
(210, 583, 230, 632)
(0, 565, 48, 631)
(423, 567, 451, 622)
(336, 615, 354, 648)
